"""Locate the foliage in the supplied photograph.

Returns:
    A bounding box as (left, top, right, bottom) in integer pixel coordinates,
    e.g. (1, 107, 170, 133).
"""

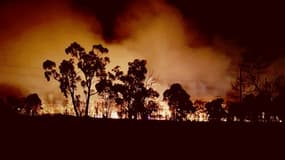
(96, 59, 159, 119)
(273, 86, 285, 120)
(205, 98, 226, 121)
(43, 42, 110, 117)
(163, 83, 195, 121)
(25, 93, 42, 116)
(3, 94, 42, 116)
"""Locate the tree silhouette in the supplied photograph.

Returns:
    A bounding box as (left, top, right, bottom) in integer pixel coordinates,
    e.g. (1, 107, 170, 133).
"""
(43, 42, 110, 117)
(0, 97, 19, 117)
(4, 94, 42, 116)
(95, 66, 123, 118)
(6, 95, 25, 112)
(25, 93, 42, 116)
(227, 51, 284, 122)
(101, 59, 159, 119)
(43, 58, 80, 116)
(255, 92, 272, 122)
(241, 94, 260, 122)
(230, 52, 277, 103)
(205, 98, 226, 122)
(144, 100, 160, 120)
(72, 43, 109, 117)
(273, 86, 285, 121)
(227, 102, 243, 122)
(163, 83, 195, 121)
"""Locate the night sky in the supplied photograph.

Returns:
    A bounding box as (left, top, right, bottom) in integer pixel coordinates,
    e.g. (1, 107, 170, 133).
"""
(73, 0, 285, 53)
(72, 0, 285, 65)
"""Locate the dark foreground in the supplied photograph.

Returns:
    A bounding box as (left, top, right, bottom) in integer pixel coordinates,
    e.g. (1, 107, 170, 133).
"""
(0, 114, 284, 158)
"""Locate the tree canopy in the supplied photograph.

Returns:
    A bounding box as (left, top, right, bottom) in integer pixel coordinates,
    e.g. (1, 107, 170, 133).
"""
(96, 59, 159, 119)
(163, 83, 195, 121)
(43, 42, 110, 117)
(205, 98, 226, 121)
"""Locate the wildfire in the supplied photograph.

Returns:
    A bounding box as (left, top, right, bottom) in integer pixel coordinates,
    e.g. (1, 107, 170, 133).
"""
(39, 97, 210, 122)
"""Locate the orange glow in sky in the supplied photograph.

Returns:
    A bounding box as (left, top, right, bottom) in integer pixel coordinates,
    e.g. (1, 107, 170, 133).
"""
(0, 0, 239, 113)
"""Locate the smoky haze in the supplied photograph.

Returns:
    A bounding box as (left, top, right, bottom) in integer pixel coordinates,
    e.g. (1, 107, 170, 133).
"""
(0, 0, 246, 103)
(0, 0, 102, 103)
(110, 0, 237, 100)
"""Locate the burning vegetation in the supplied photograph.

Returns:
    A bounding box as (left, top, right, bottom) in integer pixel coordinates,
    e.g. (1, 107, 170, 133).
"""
(1, 42, 284, 124)
(1, 0, 285, 123)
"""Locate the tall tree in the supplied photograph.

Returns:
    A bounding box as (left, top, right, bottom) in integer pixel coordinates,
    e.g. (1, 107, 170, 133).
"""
(228, 51, 283, 121)
(163, 83, 195, 121)
(144, 100, 160, 119)
(25, 93, 42, 116)
(99, 59, 159, 119)
(43, 58, 80, 116)
(43, 42, 110, 117)
(95, 66, 124, 118)
(242, 94, 258, 122)
(227, 102, 243, 122)
(230, 52, 275, 102)
(205, 98, 226, 122)
(121, 59, 159, 119)
(273, 85, 285, 121)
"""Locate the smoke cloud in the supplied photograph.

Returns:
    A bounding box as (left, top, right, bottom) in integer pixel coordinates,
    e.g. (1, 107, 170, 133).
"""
(0, 0, 102, 103)
(0, 83, 26, 98)
(0, 0, 242, 104)
(108, 0, 237, 100)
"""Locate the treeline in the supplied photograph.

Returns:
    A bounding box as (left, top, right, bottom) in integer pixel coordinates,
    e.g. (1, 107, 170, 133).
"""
(0, 93, 41, 117)
(227, 91, 285, 122)
(1, 42, 285, 123)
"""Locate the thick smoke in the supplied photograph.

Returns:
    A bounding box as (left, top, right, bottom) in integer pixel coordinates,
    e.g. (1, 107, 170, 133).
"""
(0, 83, 26, 98)
(0, 0, 241, 105)
(109, 0, 237, 100)
(0, 0, 102, 103)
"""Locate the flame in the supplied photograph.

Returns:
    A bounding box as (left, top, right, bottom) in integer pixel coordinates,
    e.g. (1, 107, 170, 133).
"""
(39, 97, 211, 122)
(1, 0, 241, 118)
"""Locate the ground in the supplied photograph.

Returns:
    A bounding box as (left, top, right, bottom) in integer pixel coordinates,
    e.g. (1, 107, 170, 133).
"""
(0, 114, 283, 158)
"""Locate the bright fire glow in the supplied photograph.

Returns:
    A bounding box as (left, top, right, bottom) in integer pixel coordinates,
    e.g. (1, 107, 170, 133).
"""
(39, 98, 210, 122)
(0, 0, 237, 108)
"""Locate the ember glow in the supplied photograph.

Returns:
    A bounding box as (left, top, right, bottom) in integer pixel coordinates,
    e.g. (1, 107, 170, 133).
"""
(1, 0, 284, 119)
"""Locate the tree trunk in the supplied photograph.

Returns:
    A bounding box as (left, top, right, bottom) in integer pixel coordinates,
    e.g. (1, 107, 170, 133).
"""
(128, 111, 132, 119)
(240, 66, 243, 103)
(70, 92, 80, 117)
(127, 102, 132, 119)
(85, 85, 91, 117)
